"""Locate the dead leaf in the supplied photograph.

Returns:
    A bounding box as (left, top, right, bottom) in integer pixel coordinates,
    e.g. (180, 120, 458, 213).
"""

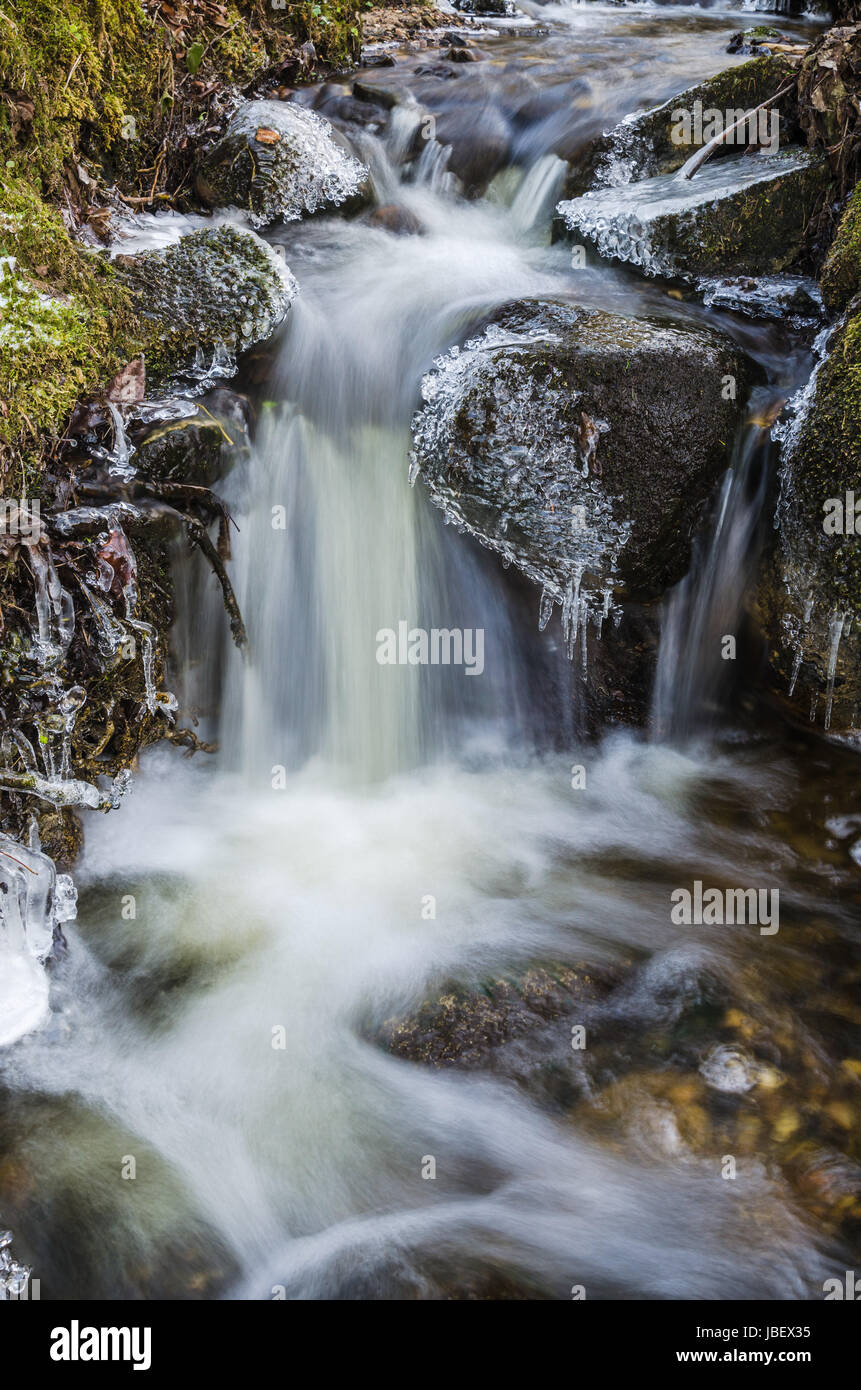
(107, 358, 146, 405)
(255, 127, 281, 145)
(96, 528, 137, 598)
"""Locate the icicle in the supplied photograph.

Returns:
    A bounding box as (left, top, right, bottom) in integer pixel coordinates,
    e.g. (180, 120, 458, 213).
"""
(28, 545, 74, 665)
(824, 611, 845, 731)
(0, 768, 112, 810)
(126, 618, 157, 714)
(0, 832, 78, 1047)
(538, 587, 555, 632)
(105, 402, 135, 480)
(788, 647, 802, 698)
(580, 606, 588, 676)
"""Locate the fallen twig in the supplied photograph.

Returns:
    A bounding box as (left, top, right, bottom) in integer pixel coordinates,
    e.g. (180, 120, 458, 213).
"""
(680, 80, 796, 180)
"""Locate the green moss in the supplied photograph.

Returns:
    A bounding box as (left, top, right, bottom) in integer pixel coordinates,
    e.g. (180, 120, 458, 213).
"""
(757, 306, 861, 729)
(0, 176, 142, 481)
(820, 185, 861, 314)
(0, 0, 364, 464)
(794, 310, 861, 609)
(0, 1, 166, 196)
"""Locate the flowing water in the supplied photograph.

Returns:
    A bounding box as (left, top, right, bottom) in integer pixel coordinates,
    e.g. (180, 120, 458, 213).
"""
(2, 4, 859, 1301)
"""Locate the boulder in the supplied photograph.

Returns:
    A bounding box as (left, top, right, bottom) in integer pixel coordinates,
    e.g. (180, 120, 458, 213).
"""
(453, 0, 516, 14)
(564, 56, 799, 200)
(558, 148, 830, 281)
(820, 183, 861, 314)
(410, 299, 749, 624)
(116, 226, 297, 387)
(195, 99, 367, 227)
(434, 103, 512, 195)
(753, 303, 861, 733)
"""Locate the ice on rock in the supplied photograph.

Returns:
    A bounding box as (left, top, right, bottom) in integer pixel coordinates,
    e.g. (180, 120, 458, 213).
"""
(1, 1227, 29, 1300)
(558, 149, 824, 281)
(696, 274, 824, 327)
(0, 832, 78, 1047)
(198, 100, 368, 229)
(770, 326, 850, 712)
(410, 324, 633, 648)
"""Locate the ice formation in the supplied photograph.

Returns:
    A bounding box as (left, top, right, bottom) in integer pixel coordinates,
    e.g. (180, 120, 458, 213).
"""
(0, 830, 77, 1047)
(558, 149, 822, 280)
(201, 100, 368, 228)
(410, 324, 633, 658)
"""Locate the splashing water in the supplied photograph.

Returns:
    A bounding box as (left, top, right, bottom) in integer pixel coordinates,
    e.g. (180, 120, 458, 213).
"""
(0, 3, 851, 1303)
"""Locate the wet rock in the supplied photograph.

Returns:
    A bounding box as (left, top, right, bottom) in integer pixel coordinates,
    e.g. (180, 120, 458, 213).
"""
(131, 406, 250, 488)
(820, 183, 861, 314)
(454, 0, 516, 14)
(353, 78, 402, 110)
(375, 965, 609, 1069)
(195, 99, 367, 227)
(753, 305, 861, 734)
(446, 46, 486, 63)
(410, 299, 749, 616)
(727, 27, 785, 56)
(116, 226, 297, 388)
(363, 204, 424, 235)
(434, 104, 512, 195)
(324, 94, 391, 129)
(564, 56, 799, 199)
(559, 148, 830, 281)
(414, 62, 460, 81)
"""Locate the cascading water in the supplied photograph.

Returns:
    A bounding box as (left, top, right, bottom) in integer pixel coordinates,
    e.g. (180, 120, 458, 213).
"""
(1, 4, 855, 1303)
(652, 416, 771, 740)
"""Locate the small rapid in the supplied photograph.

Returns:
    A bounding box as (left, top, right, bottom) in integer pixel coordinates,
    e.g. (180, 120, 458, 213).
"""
(1, 3, 855, 1302)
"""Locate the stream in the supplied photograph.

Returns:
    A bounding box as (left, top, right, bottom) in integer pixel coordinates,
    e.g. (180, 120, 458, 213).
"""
(1, 2, 859, 1301)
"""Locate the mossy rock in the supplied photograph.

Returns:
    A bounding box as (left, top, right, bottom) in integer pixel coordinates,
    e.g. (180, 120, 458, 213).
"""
(411, 298, 750, 606)
(559, 148, 830, 281)
(0, 0, 362, 461)
(564, 56, 799, 199)
(132, 407, 249, 487)
(115, 225, 297, 386)
(195, 99, 367, 227)
(753, 304, 861, 732)
(0, 178, 142, 456)
(820, 184, 861, 314)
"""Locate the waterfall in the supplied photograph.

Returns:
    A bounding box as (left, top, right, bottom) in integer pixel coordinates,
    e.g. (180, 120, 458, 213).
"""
(214, 192, 582, 782)
(653, 419, 770, 740)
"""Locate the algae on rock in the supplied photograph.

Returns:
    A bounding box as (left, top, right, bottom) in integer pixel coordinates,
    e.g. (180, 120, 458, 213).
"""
(755, 305, 861, 732)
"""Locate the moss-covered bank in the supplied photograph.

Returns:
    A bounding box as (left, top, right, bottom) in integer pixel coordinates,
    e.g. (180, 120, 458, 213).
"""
(0, 0, 362, 464)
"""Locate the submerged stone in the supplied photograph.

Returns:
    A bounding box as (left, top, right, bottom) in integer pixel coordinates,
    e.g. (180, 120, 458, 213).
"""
(195, 99, 367, 228)
(558, 148, 829, 281)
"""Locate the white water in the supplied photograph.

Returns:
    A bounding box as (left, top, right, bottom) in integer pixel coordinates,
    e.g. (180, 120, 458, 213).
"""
(0, 6, 846, 1300)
